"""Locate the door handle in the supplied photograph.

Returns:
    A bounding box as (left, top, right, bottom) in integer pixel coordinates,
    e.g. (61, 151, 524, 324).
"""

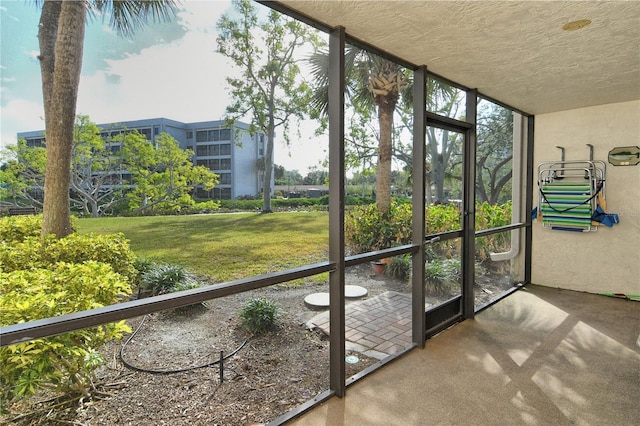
(426, 236, 441, 244)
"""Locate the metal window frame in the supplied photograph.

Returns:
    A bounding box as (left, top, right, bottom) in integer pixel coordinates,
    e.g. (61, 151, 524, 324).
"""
(1, 2, 538, 424)
(328, 25, 346, 397)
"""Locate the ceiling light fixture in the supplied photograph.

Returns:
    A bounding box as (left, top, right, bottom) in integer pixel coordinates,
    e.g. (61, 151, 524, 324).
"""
(562, 19, 592, 31)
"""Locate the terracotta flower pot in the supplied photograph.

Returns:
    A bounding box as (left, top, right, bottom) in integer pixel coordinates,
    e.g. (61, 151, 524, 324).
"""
(372, 261, 386, 275)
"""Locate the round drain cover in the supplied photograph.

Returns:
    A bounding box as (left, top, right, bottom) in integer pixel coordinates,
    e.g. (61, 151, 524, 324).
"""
(345, 285, 368, 298)
(345, 355, 359, 364)
(304, 292, 330, 308)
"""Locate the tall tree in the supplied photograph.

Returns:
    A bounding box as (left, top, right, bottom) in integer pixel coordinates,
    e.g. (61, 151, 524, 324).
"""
(309, 46, 410, 214)
(120, 131, 218, 214)
(70, 115, 126, 217)
(217, 0, 320, 213)
(36, 0, 177, 237)
(476, 102, 513, 204)
(0, 139, 47, 207)
(38, 1, 86, 237)
(391, 78, 465, 204)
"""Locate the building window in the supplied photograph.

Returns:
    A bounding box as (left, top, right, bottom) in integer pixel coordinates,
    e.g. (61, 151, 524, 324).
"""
(220, 188, 231, 199)
(138, 128, 152, 140)
(219, 128, 231, 141)
(187, 131, 193, 139)
(196, 130, 208, 142)
(219, 173, 231, 185)
(220, 158, 231, 170)
(197, 187, 231, 200)
(195, 144, 226, 157)
(195, 128, 231, 143)
(26, 137, 46, 148)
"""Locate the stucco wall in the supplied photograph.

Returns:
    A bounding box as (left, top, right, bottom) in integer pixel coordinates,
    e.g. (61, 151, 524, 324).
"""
(532, 101, 640, 295)
(232, 130, 260, 198)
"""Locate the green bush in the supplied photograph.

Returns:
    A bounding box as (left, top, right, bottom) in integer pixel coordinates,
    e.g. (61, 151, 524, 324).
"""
(0, 262, 132, 408)
(46, 233, 136, 280)
(426, 203, 462, 234)
(425, 258, 461, 296)
(346, 200, 512, 262)
(238, 297, 280, 334)
(388, 254, 412, 281)
(0, 214, 80, 243)
(139, 263, 196, 296)
(0, 214, 43, 243)
(0, 216, 136, 281)
(0, 233, 136, 281)
(345, 200, 413, 254)
(0, 215, 137, 410)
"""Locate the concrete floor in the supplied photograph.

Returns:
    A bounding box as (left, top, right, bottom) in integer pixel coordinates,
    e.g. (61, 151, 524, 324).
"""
(288, 285, 640, 425)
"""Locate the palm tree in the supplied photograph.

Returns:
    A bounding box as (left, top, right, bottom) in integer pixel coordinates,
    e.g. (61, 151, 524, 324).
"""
(309, 46, 409, 214)
(37, 0, 177, 237)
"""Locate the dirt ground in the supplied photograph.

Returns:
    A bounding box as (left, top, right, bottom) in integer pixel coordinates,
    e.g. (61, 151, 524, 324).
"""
(2, 265, 511, 426)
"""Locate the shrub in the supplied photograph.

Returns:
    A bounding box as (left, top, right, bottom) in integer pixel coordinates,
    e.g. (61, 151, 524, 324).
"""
(0, 232, 137, 282)
(425, 258, 461, 296)
(0, 215, 138, 410)
(345, 200, 412, 254)
(139, 263, 198, 296)
(426, 203, 462, 234)
(45, 233, 136, 280)
(238, 297, 280, 334)
(0, 214, 80, 244)
(0, 262, 132, 408)
(0, 214, 42, 243)
(346, 200, 512, 264)
(388, 254, 412, 281)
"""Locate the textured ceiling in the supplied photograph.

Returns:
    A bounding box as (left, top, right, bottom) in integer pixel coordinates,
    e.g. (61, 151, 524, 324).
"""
(276, 0, 640, 115)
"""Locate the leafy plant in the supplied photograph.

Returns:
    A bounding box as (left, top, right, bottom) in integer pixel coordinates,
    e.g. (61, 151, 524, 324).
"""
(0, 214, 42, 242)
(0, 215, 136, 283)
(238, 297, 281, 334)
(345, 200, 412, 254)
(0, 215, 137, 410)
(388, 254, 412, 281)
(425, 258, 461, 296)
(425, 203, 462, 234)
(139, 263, 192, 296)
(0, 262, 132, 409)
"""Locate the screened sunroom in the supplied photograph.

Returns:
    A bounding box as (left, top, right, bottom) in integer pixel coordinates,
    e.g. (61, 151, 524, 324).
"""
(1, 1, 638, 425)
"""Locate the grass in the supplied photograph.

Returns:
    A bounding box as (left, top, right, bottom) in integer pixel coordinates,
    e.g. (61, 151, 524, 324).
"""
(76, 212, 329, 284)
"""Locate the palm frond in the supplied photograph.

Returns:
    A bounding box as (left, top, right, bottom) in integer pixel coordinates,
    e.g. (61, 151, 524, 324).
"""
(89, 0, 179, 37)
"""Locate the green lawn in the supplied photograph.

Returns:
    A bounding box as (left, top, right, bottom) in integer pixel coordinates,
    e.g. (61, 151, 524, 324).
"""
(77, 212, 329, 283)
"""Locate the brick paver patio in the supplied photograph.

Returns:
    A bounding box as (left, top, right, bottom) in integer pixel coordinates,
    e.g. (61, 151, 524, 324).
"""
(308, 291, 413, 357)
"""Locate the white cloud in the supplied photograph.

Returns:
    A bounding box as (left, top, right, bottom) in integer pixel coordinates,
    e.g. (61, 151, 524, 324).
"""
(0, 98, 45, 151)
(77, 29, 232, 124)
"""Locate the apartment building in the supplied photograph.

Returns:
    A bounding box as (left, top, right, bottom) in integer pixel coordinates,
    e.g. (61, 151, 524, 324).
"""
(17, 118, 270, 200)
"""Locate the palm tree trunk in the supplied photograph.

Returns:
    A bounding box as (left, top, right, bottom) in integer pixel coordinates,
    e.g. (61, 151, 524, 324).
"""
(375, 102, 394, 214)
(39, 0, 86, 237)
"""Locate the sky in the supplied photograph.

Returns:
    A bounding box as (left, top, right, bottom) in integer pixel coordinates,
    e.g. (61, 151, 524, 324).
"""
(0, 0, 328, 173)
